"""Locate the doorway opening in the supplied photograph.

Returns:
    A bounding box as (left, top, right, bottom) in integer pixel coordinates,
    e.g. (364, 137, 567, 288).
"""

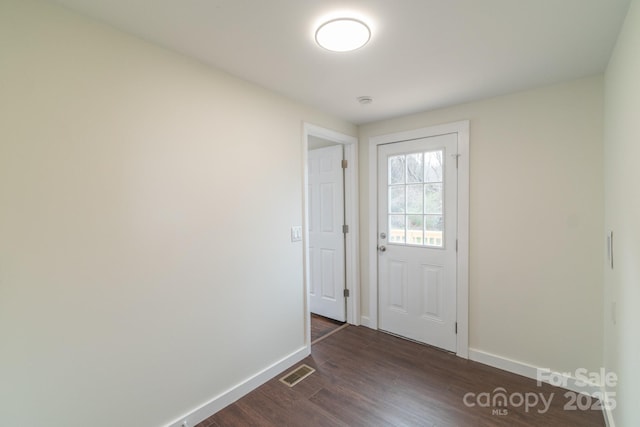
(302, 123, 358, 349)
(310, 313, 349, 344)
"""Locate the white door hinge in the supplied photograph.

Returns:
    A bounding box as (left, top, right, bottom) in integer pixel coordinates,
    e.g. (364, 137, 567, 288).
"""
(341, 159, 348, 169)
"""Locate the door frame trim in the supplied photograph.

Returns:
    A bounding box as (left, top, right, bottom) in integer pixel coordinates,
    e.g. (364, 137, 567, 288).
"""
(302, 123, 359, 349)
(367, 120, 469, 358)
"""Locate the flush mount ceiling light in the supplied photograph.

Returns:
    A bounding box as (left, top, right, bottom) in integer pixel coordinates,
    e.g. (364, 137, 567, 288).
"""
(315, 18, 371, 52)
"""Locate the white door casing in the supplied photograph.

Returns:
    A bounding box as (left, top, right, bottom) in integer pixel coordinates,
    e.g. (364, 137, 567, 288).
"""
(378, 134, 457, 351)
(308, 145, 346, 322)
(367, 121, 469, 358)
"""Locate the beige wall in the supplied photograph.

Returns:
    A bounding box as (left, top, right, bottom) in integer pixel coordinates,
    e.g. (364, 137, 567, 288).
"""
(604, 1, 640, 425)
(0, 1, 355, 426)
(359, 76, 604, 375)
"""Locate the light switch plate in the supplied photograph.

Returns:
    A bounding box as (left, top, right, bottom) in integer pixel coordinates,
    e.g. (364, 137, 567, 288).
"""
(291, 226, 302, 242)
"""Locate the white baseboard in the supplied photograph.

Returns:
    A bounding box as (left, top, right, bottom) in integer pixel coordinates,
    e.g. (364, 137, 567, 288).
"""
(468, 348, 601, 396)
(165, 345, 310, 427)
(602, 389, 616, 427)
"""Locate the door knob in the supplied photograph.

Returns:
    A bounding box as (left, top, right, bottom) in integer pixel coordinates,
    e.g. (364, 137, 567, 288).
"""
(378, 245, 386, 252)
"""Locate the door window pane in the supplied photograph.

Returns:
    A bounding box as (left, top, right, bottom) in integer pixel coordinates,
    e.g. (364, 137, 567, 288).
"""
(425, 150, 443, 182)
(425, 215, 444, 247)
(389, 215, 406, 244)
(389, 155, 405, 184)
(406, 153, 424, 183)
(424, 183, 443, 214)
(407, 215, 424, 245)
(406, 184, 424, 214)
(389, 186, 405, 213)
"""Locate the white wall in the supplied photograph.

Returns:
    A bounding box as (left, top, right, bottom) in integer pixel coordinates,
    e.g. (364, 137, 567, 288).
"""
(359, 76, 604, 376)
(0, 1, 355, 426)
(603, 1, 640, 425)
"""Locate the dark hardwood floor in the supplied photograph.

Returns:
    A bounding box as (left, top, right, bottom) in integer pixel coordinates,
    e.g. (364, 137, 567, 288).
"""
(311, 313, 346, 343)
(197, 326, 605, 427)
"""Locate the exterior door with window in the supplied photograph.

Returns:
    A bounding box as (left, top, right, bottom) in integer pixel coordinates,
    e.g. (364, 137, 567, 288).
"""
(377, 133, 457, 351)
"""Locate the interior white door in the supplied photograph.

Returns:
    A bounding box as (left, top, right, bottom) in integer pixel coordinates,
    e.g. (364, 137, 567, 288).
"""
(377, 133, 458, 351)
(308, 145, 346, 322)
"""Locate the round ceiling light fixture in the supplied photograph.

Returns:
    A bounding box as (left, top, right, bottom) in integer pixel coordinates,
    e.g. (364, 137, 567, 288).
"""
(315, 18, 371, 52)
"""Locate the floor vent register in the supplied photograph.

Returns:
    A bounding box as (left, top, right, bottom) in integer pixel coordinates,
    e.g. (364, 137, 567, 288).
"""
(279, 364, 315, 387)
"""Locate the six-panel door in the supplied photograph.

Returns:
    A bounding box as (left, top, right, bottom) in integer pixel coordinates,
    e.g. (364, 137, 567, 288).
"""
(308, 145, 346, 322)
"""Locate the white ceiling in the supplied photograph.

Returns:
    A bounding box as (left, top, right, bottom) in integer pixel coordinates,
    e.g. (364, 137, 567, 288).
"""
(52, 0, 630, 124)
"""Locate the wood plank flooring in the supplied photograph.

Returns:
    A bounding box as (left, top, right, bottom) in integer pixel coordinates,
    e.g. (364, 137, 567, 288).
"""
(197, 326, 605, 427)
(311, 314, 345, 343)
